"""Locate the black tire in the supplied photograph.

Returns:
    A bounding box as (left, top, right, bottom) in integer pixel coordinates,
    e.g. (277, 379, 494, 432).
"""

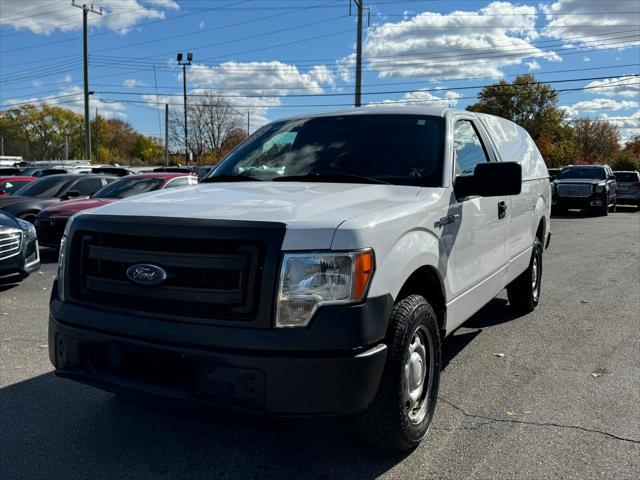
(507, 238, 543, 313)
(610, 198, 617, 213)
(18, 212, 37, 223)
(600, 199, 609, 216)
(356, 294, 441, 453)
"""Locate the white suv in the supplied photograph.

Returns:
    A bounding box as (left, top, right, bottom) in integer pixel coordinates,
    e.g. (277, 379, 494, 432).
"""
(49, 107, 550, 452)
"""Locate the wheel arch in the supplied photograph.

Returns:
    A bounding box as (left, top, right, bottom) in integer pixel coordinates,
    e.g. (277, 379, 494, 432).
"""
(395, 265, 447, 336)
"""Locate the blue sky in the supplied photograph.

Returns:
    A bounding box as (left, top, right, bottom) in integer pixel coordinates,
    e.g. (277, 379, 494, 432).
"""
(1, 0, 638, 142)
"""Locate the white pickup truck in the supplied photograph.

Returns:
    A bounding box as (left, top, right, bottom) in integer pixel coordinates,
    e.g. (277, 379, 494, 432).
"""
(49, 106, 550, 452)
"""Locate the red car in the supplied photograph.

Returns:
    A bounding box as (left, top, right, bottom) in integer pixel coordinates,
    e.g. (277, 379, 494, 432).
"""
(35, 173, 197, 247)
(0, 176, 37, 197)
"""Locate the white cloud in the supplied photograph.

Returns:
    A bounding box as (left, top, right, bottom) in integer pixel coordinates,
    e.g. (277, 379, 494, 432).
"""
(583, 56, 591, 62)
(123, 79, 147, 88)
(372, 90, 462, 108)
(61, 75, 72, 83)
(596, 112, 640, 142)
(0, 0, 179, 35)
(32, 80, 43, 88)
(526, 60, 541, 71)
(584, 76, 640, 98)
(571, 98, 639, 112)
(3, 85, 126, 118)
(543, 0, 640, 49)
(359, 2, 559, 79)
(145, 61, 335, 127)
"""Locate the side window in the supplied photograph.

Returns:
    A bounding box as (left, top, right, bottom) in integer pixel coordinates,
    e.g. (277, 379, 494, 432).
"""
(454, 120, 490, 176)
(73, 177, 104, 195)
(164, 177, 189, 189)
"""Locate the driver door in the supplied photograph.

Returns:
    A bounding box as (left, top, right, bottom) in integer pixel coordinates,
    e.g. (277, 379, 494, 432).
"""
(448, 117, 508, 329)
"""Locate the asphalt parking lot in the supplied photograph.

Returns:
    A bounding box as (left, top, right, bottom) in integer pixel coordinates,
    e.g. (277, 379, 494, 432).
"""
(1, 208, 639, 479)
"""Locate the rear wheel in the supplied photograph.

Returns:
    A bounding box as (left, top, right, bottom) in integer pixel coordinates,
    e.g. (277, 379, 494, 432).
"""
(357, 294, 441, 453)
(507, 238, 543, 314)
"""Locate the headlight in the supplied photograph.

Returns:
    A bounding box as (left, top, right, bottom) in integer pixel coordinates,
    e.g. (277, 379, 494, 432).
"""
(16, 218, 36, 241)
(276, 250, 374, 328)
(595, 183, 608, 193)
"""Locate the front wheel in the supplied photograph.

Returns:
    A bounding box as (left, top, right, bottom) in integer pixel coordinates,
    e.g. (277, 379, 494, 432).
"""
(507, 238, 543, 313)
(357, 294, 441, 452)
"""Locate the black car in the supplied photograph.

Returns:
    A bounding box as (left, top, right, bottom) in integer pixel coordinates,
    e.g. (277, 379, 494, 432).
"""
(552, 165, 617, 215)
(0, 174, 116, 222)
(547, 167, 561, 182)
(0, 211, 40, 283)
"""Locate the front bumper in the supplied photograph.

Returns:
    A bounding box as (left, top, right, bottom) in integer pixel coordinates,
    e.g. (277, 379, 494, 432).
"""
(49, 287, 392, 416)
(552, 193, 607, 210)
(49, 315, 387, 416)
(34, 215, 67, 248)
(0, 237, 40, 280)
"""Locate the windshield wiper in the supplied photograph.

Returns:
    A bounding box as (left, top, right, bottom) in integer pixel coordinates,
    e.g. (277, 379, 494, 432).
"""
(274, 172, 392, 185)
(202, 174, 263, 183)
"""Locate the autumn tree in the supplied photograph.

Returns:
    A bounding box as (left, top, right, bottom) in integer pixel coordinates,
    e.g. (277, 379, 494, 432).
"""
(467, 74, 569, 158)
(574, 118, 621, 164)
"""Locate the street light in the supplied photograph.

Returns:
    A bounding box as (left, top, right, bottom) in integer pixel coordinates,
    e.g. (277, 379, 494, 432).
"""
(177, 52, 193, 164)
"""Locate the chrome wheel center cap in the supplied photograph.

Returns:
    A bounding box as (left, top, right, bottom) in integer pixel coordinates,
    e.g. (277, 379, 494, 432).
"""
(409, 352, 424, 389)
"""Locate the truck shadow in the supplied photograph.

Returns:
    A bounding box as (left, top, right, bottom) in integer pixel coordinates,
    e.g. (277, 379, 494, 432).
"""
(1, 300, 521, 479)
(0, 373, 410, 480)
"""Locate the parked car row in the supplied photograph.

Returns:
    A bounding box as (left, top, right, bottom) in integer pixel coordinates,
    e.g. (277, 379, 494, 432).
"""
(0, 171, 198, 284)
(551, 165, 640, 215)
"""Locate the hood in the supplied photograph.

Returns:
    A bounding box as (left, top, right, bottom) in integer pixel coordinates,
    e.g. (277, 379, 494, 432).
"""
(40, 198, 116, 217)
(554, 178, 604, 185)
(89, 182, 420, 230)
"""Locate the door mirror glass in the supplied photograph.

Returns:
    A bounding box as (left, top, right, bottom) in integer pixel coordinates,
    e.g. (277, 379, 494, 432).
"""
(454, 162, 522, 198)
(62, 190, 81, 200)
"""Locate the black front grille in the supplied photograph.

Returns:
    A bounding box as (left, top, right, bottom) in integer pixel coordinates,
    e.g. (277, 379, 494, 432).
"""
(71, 231, 263, 321)
(35, 217, 67, 247)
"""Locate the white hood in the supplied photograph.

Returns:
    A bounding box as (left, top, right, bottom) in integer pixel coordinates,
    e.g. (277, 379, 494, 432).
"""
(88, 182, 420, 249)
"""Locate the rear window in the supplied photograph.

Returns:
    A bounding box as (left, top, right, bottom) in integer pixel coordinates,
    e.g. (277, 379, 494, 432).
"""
(614, 172, 639, 182)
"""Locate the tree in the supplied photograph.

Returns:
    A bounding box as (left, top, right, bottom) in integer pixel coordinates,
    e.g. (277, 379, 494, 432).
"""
(467, 74, 568, 145)
(574, 118, 621, 164)
(0, 105, 83, 160)
(170, 91, 244, 163)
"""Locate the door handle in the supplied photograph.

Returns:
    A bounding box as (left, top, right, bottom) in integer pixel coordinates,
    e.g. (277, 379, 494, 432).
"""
(498, 201, 507, 219)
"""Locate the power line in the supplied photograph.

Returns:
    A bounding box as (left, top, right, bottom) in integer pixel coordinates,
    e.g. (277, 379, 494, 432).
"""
(4, 75, 634, 110)
(4, 62, 637, 99)
(94, 74, 640, 99)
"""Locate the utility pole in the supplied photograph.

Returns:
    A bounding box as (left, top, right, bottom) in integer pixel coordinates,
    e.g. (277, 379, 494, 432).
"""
(1, 137, 4, 156)
(350, 1, 369, 107)
(247, 111, 250, 136)
(164, 104, 169, 167)
(177, 52, 193, 164)
(95, 107, 100, 163)
(72, 1, 102, 161)
(64, 135, 69, 160)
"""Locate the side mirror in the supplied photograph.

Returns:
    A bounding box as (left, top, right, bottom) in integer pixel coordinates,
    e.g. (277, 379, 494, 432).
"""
(62, 190, 80, 200)
(608, 175, 616, 180)
(454, 162, 522, 198)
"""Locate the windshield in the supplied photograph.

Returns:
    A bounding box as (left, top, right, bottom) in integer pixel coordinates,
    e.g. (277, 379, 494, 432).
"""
(93, 177, 165, 199)
(0, 180, 33, 194)
(211, 114, 445, 187)
(614, 172, 639, 183)
(12, 176, 70, 197)
(558, 167, 606, 180)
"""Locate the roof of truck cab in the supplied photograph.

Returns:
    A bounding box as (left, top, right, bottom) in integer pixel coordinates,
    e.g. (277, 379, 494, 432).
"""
(279, 105, 451, 122)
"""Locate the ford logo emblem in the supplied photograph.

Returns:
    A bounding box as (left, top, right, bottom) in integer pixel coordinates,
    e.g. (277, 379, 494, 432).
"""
(126, 264, 167, 286)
